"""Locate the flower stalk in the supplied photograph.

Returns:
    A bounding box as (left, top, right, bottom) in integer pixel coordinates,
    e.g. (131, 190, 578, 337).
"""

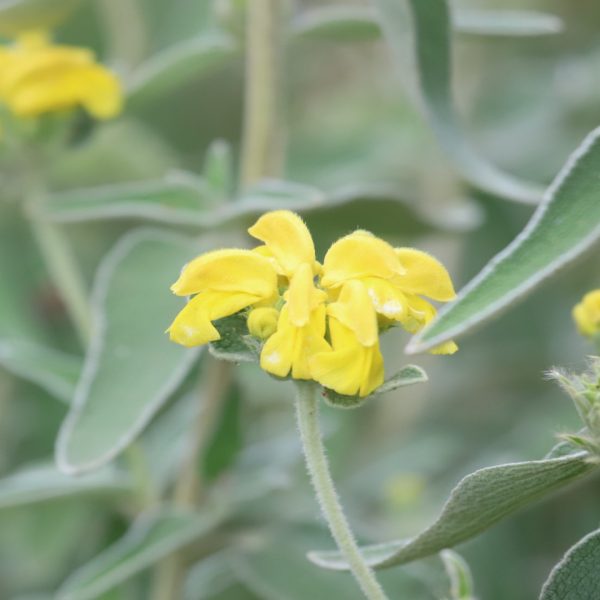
(295, 381, 389, 600)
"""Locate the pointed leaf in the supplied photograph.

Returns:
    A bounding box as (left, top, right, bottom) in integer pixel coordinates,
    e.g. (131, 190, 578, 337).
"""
(540, 527, 600, 600)
(0, 339, 80, 403)
(56, 510, 223, 600)
(0, 463, 129, 509)
(127, 34, 237, 104)
(441, 550, 476, 600)
(56, 230, 200, 475)
(309, 450, 595, 570)
(408, 126, 600, 353)
(375, 0, 544, 203)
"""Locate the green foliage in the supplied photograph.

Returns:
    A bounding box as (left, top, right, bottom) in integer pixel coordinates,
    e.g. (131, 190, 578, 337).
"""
(56, 230, 200, 474)
(309, 448, 595, 570)
(409, 128, 600, 353)
(540, 528, 600, 600)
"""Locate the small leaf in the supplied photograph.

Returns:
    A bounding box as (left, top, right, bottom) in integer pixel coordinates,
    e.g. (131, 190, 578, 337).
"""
(0, 339, 81, 403)
(0, 463, 129, 510)
(209, 314, 260, 363)
(56, 510, 223, 600)
(441, 550, 476, 600)
(127, 34, 237, 104)
(407, 126, 600, 353)
(56, 229, 200, 475)
(540, 527, 600, 600)
(323, 365, 428, 409)
(292, 6, 562, 43)
(309, 450, 595, 571)
(375, 0, 544, 204)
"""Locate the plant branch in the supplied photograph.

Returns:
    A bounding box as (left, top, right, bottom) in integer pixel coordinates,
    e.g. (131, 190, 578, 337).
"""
(295, 381, 389, 600)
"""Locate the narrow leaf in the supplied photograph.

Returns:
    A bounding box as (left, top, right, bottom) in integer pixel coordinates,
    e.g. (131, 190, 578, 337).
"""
(309, 451, 595, 570)
(0, 339, 80, 403)
(56, 510, 223, 600)
(441, 550, 476, 600)
(540, 527, 600, 600)
(293, 6, 562, 42)
(56, 230, 200, 475)
(375, 0, 544, 204)
(127, 34, 237, 103)
(408, 126, 600, 353)
(0, 463, 129, 509)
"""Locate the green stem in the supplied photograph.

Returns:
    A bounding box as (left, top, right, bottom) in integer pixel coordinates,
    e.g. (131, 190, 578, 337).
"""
(25, 192, 92, 346)
(294, 382, 389, 600)
(240, 0, 285, 186)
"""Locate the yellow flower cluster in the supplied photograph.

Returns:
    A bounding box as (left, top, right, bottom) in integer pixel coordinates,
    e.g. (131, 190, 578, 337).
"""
(0, 30, 122, 120)
(573, 290, 600, 339)
(168, 211, 457, 397)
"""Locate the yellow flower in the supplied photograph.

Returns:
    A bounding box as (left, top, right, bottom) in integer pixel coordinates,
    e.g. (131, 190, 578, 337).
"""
(168, 249, 278, 347)
(311, 280, 384, 397)
(573, 290, 600, 338)
(168, 210, 458, 397)
(0, 30, 122, 119)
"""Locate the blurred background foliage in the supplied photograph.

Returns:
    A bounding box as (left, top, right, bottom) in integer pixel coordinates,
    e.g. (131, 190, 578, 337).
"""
(0, 0, 599, 599)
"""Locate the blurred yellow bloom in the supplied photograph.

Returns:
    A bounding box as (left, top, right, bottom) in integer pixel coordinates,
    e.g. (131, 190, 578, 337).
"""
(573, 290, 600, 338)
(0, 30, 122, 119)
(168, 210, 458, 397)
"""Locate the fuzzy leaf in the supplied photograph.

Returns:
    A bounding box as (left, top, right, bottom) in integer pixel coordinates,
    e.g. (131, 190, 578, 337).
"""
(407, 126, 600, 353)
(0, 463, 129, 509)
(308, 450, 595, 570)
(323, 365, 428, 409)
(0, 339, 80, 403)
(293, 6, 561, 42)
(56, 510, 223, 600)
(540, 527, 600, 600)
(127, 33, 237, 103)
(56, 230, 200, 475)
(375, 0, 544, 204)
(209, 314, 260, 363)
(441, 550, 476, 600)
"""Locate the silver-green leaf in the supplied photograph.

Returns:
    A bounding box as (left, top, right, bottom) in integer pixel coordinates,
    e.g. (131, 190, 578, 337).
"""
(407, 126, 600, 354)
(309, 450, 595, 571)
(540, 527, 600, 600)
(375, 0, 545, 204)
(56, 510, 223, 600)
(56, 229, 200, 475)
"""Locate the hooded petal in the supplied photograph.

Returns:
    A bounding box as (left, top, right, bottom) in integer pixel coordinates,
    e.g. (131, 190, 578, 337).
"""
(394, 248, 456, 301)
(361, 277, 408, 321)
(430, 340, 459, 355)
(167, 290, 261, 347)
(260, 305, 330, 379)
(321, 230, 405, 289)
(327, 280, 378, 347)
(248, 211, 316, 277)
(285, 262, 327, 327)
(310, 317, 384, 397)
(171, 249, 277, 298)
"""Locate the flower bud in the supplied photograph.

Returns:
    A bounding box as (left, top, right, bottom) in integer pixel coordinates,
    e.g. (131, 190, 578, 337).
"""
(573, 290, 600, 338)
(247, 307, 279, 340)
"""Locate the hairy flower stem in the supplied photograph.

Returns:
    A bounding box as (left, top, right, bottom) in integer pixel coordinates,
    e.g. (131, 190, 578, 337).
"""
(295, 382, 389, 600)
(25, 190, 92, 346)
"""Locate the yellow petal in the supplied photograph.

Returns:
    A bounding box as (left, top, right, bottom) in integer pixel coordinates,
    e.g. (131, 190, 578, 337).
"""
(247, 307, 279, 339)
(573, 290, 600, 337)
(248, 211, 316, 277)
(430, 340, 459, 355)
(321, 230, 405, 289)
(361, 277, 408, 320)
(285, 262, 327, 327)
(310, 317, 384, 397)
(171, 249, 277, 298)
(167, 290, 261, 347)
(327, 280, 378, 347)
(400, 294, 437, 334)
(260, 305, 330, 380)
(394, 248, 456, 301)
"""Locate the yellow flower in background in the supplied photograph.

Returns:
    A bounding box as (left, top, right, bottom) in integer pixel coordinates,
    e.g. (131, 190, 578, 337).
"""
(168, 210, 458, 397)
(573, 290, 600, 338)
(0, 30, 122, 119)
